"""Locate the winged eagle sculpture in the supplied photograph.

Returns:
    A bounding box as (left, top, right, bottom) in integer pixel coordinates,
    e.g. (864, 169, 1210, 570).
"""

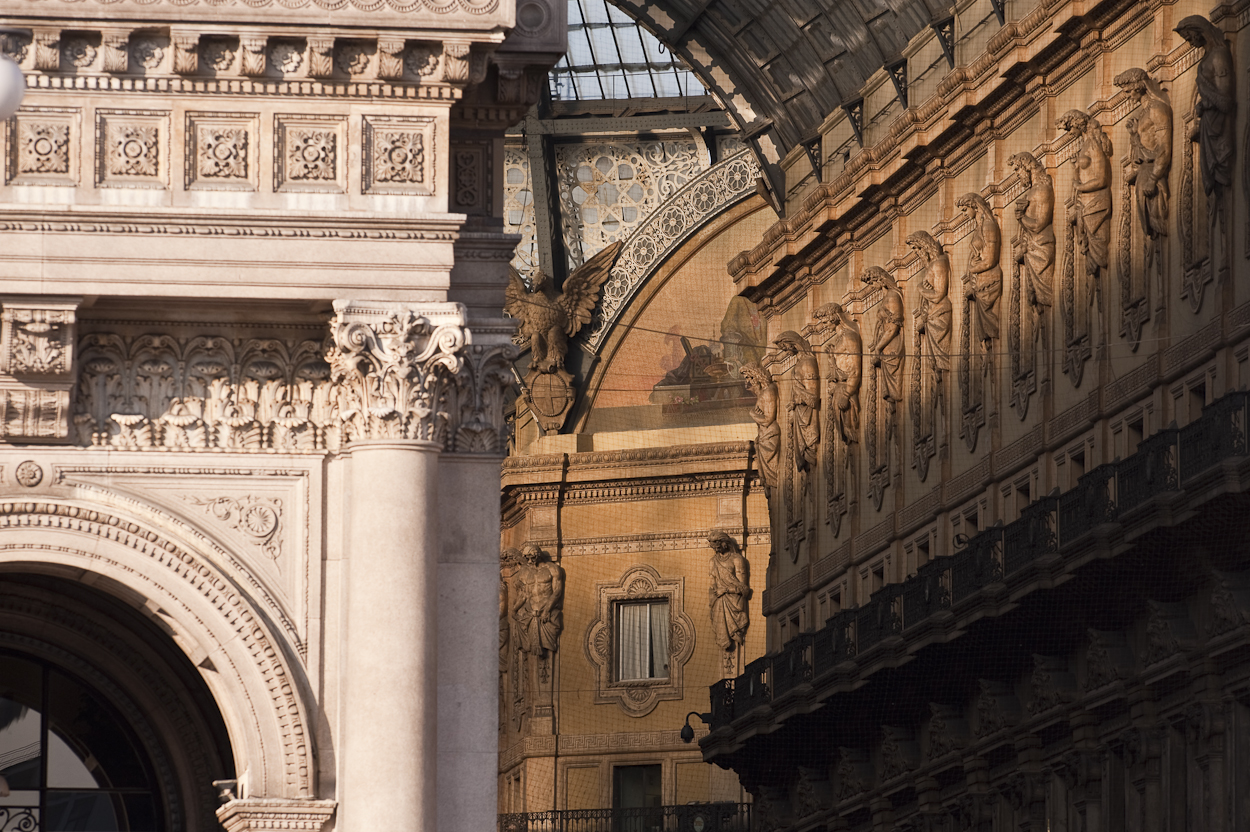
(504, 241, 623, 433)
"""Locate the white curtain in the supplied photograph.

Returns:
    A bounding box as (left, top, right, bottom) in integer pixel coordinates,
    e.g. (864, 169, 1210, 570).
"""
(618, 603, 649, 680)
(649, 602, 669, 679)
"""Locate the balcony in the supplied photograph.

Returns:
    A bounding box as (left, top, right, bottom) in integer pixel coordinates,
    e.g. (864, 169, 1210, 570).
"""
(706, 390, 1250, 731)
(498, 803, 752, 832)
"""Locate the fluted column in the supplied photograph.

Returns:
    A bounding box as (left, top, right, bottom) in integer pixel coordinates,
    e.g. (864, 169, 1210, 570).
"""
(331, 300, 467, 832)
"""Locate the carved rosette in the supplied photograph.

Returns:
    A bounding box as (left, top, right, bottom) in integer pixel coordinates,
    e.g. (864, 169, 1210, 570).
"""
(326, 301, 466, 445)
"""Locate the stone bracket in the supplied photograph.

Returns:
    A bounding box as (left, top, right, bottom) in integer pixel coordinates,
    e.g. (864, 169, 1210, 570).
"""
(216, 798, 337, 832)
(0, 297, 80, 443)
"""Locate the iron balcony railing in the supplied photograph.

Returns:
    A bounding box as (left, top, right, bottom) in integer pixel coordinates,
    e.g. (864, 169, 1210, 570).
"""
(499, 803, 752, 832)
(707, 390, 1250, 730)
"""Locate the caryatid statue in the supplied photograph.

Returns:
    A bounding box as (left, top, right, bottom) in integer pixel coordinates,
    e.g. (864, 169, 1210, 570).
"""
(1057, 109, 1114, 315)
(774, 330, 820, 476)
(1175, 15, 1236, 274)
(814, 302, 862, 534)
(863, 266, 905, 408)
(742, 363, 781, 501)
(957, 194, 1003, 348)
(1007, 152, 1056, 417)
(905, 230, 951, 479)
(814, 303, 862, 450)
(707, 531, 751, 653)
(510, 543, 565, 657)
(862, 266, 905, 509)
(1115, 68, 1173, 297)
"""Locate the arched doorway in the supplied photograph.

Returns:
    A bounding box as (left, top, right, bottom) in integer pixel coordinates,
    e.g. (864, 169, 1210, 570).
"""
(0, 574, 235, 832)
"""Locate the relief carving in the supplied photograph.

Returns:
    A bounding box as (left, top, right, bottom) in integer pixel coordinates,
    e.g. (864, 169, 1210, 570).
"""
(171, 33, 198, 74)
(906, 231, 949, 482)
(835, 748, 869, 801)
(3, 306, 75, 376)
(101, 32, 128, 73)
(927, 702, 969, 757)
(269, 40, 304, 74)
(286, 130, 337, 182)
(974, 679, 1020, 737)
(33, 31, 60, 71)
(814, 302, 860, 536)
(307, 37, 334, 77)
(879, 726, 917, 781)
(1, 33, 31, 65)
(742, 363, 780, 502)
(62, 37, 97, 69)
(1007, 152, 1055, 420)
(336, 42, 373, 76)
(107, 123, 160, 178)
(1057, 110, 1113, 387)
(376, 38, 405, 79)
(131, 38, 165, 70)
(794, 767, 828, 818)
(184, 495, 283, 560)
(1027, 654, 1076, 715)
(1176, 16, 1236, 298)
(776, 330, 819, 560)
(75, 304, 481, 451)
(201, 38, 236, 72)
(16, 121, 70, 176)
(863, 266, 904, 511)
(504, 242, 621, 434)
(327, 301, 466, 444)
(707, 531, 750, 668)
(1114, 69, 1172, 347)
(373, 130, 425, 184)
(956, 194, 1002, 451)
(442, 42, 471, 83)
(511, 543, 564, 657)
(405, 45, 440, 78)
(239, 36, 266, 75)
(198, 125, 249, 180)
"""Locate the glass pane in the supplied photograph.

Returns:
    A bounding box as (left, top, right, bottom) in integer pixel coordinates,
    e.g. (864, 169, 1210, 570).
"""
(617, 603, 648, 681)
(648, 602, 669, 679)
(0, 656, 43, 795)
(46, 790, 121, 831)
(46, 674, 148, 790)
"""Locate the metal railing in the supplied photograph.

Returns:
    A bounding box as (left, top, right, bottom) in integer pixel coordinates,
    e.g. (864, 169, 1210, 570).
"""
(499, 803, 752, 832)
(707, 390, 1250, 729)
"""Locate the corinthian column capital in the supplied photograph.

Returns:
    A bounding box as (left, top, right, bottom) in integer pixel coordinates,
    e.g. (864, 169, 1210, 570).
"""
(328, 300, 468, 444)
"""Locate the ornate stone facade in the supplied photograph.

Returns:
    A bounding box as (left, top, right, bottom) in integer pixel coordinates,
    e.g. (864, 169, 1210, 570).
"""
(702, 0, 1250, 829)
(0, 0, 562, 828)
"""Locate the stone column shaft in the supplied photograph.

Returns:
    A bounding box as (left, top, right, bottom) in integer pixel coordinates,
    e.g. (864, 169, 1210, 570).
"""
(343, 439, 441, 832)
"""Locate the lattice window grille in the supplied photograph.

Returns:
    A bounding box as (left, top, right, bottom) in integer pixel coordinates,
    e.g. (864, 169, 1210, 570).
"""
(554, 140, 703, 271)
(503, 146, 539, 276)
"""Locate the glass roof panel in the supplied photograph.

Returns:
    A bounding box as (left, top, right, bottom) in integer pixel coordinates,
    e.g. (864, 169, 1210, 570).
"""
(550, 0, 702, 101)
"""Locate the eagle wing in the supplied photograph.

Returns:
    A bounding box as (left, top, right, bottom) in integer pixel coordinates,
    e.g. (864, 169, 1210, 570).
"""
(503, 266, 531, 323)
(556, 241, 623, 338)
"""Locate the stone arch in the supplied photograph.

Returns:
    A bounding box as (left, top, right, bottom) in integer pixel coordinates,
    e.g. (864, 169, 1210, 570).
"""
(0, 574, 236, 832)
(0, 496, 317, 801)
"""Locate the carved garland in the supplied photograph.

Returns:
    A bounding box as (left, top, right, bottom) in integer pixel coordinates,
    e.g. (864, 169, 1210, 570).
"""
(0, 500, 314, 797)
(583, 564, 696, 717)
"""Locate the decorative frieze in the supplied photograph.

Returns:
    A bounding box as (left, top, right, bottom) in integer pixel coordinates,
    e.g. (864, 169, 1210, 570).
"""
(61, 36, 98, 70)
(72, 306, 507, 452)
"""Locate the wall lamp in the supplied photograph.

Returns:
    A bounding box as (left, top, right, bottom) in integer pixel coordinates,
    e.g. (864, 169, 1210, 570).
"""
(0, 29, 28, 119)
(680, 711, 712, 743)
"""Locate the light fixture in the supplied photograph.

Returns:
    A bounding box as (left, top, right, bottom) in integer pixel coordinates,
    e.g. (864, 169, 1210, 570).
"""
(680, 710, 711, 743)
(0, 29, 28, 119)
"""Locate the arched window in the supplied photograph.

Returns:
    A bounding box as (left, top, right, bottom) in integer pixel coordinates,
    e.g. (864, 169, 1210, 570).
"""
(0, 652, 164, 832)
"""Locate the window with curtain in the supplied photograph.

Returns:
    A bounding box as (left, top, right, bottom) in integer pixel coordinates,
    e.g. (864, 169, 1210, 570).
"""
(615, 601, 669, 681)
